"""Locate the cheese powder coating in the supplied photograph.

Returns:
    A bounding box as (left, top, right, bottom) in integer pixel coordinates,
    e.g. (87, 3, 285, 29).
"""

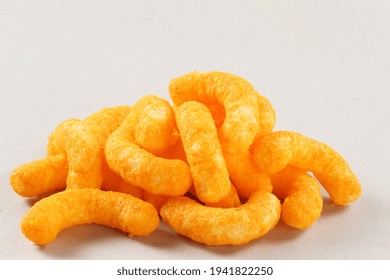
(174, 101, 231, 203)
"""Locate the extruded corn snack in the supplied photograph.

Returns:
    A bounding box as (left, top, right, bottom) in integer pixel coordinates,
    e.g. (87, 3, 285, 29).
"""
(253, 131, 362, 206)
(105, 95, 192, 196)
(270, 166, 323, 229)
(47, 118, 103, 189)
(10, 154, 68, 197)
(205, 183, 241, 208)
(174, 101, 230, 203)
(10, 106, 132, 196)
(160, 190, 281, 246)
(169, 71, 274, 198)
(11, 70, 362, 247)
(21, 188, 159, 245)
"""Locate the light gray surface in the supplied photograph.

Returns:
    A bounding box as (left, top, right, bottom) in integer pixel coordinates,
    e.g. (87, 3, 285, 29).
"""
(1, 0, 389, 259)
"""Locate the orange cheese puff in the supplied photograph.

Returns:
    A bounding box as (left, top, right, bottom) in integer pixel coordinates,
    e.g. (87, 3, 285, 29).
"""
(143, 191, 171, 212)
(46, 106, 132, 190)
(225, 92, 275, 198)
(169, 71, 275, 198)
(160, 190, 281, 246)
(253, 131, 362, 206)
(10, 106, 131, 196)
(47, 119, 102, 189)
(105, 96, 192, 196)
(255, 92, 276, 136)
(101, 159, 144, 199)
(174, 101, 231, 203)
(10, 154, 68, 197)
(133, 95, 175, 155)
(160, 136, 188, 162)
(83, 106, 132, 147)
(224, 150, 272, 198)
(169, 71, 260, 149)
(270, 166, 323, 230)
(207, 103, 225, 129)
(21, 188, 160, 245)
(250, 94, 277, 152)
(186, 183, 241, 208)
(205, 183, 241, 208)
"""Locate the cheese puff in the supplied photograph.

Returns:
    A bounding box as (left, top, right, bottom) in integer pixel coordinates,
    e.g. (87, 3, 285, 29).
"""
(207, 103, 225, 129)
(250, 94, 277, 152)
(224, 151, 272, 198)
(174, 101, 231, 203)
(101, 158, 144, 199)
(253, 131, 362, 206)
(11, 106, 132, 196)
(143, 191, 171, 212)
(159, 135, 188, 162)
(47, 118, 103, 189)
(169, 71, 260, 149)
(270, 166, 323, 230)
(134, 95, 175, 155)
(21, 188, 159, 245)
(205, 183, 241, 208)
(105, 96, 192, 196)
(10, 154, 68, 197)
(160, 190, 281, 246)
(169, 71, 275, 198)
(186, 183, 241, 208)
(83, 106, 132, 147)
(226, 91, 275, 198)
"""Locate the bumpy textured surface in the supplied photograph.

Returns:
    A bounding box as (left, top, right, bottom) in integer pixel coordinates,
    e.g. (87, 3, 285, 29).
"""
(100, 158, 144, 199)
(160, 190, 281, 246)
(174, 101, 231, 203)
(169, 71, 274, 198)
(47, 118, 103, 189)
(205, 183, 241, 208)
(271, 166, 323, 229)
(10, 154, 68, 197)
(105, 95, 192, 196)
(253, 131, 362, 205)
(133, 96, 175, 155)
(21, 188, 160, 245)
(10, 106, 132, 196)
(224, 151, 272, 198)
(11, 70, 363, 247)
(169, 71, 260, 150)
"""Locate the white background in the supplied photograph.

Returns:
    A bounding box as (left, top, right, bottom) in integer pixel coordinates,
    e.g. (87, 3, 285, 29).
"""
(1, 0, 389, 260)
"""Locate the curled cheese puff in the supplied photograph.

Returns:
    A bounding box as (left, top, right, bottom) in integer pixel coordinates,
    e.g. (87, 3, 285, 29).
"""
(250, 94, 277, 152)
(46, 107, 132, 190)
(169, 71, 275, 198)
(169, 71, 260, 149)
(83, 106, 132, 147)
(105, 96, 192, 196)
(21, 188, 159, 245)
(271, 166, 323, 230)
(133, 95, 175, 155)
(11, 106, 132, 196)
(226, 92, 275, 198)
(186, 183, 241, 208)
(47, 119, 103, 189)
(205, 183, 241, 208)
(207, 103, 225, 129)
(160, 190, 281, 246)
(224, 151, 272, 198)
(10, 154, 68, 197)
(253, 131, 362, 206)
(159, 132, 188, 163)
(174, 101, 231, 203)
(101, 159, 144, 199)
(143, 191, 171, 212)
